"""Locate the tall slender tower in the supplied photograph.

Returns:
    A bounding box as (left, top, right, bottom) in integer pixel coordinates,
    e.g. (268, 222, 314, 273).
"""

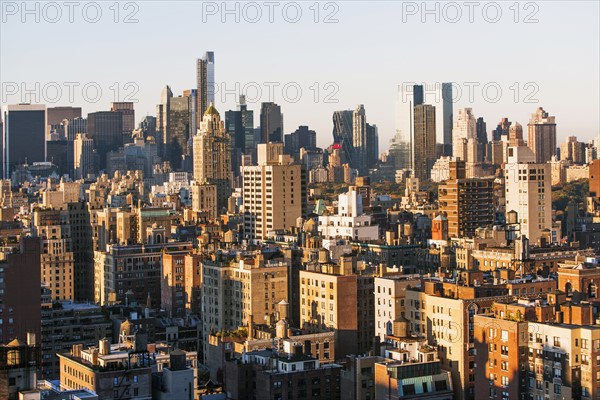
(196, 51, 215, 126)
(352, 104, 367, 174)
(192, 103, 232, 217)
(412, 104, 436, 182)
(527, 107, 556, 164)
(260, 102, 284, 143)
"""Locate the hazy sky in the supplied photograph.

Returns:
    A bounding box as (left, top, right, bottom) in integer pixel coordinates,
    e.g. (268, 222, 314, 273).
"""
(1, 1, 599, 151)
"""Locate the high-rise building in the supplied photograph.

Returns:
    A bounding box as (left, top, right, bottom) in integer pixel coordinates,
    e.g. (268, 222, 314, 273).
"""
(86, 111, 123, 171)
(110, 102, 136, 138)
(397, 83, 453, 159)
(260, 102, 284, 143)
(492, 117, 511, 141)
(508, 122, 524, 146)
(0, 237, 41, 344)
(156, 87, 195, 170)
(225, 95, 255, 175)
(505, 144, 552, 243)
(352, 104, 367, 174)
(412, 104, 436, 182)
(196, 51, 215, 122)
(2, 104, 47, 179)
(438, 160, 494, 238)
(73, 133, 94, 179)
(192, 103, 232, 216)
(332, 110, 354, 165)
(527, 107, 557, 163)
(242, 143, 305, 242)
(366, 123, 379, 170)
(284, 125, 317, 161)
(560, 136, 586, 164)
(47, 106, 81, 127)
(452, 108, 477, 161)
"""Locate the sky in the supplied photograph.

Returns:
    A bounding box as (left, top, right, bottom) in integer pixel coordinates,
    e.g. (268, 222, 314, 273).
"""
(1, 1, 599, 151)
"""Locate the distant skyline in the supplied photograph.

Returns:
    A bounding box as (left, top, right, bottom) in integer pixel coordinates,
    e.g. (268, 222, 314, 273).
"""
(1, 1, 598, 151)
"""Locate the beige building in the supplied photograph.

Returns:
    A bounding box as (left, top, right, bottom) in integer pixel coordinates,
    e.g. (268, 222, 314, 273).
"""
(504, 145, 552, 244)
(32, 208, 75, 301)
(242, 143, 305, 242)
(527, 107, 557, 164)
(192, 103, 232, 216)
(374, 275, 420, 341)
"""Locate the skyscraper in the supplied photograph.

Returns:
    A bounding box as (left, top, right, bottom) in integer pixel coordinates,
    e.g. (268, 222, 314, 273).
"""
(352, 104, 367, 174)
(452, 108, 477, 160)
(157, 86, 194, 169)
(332, 110, 354, 165)
(225, 95, 255, 174)
(86, 111, 123, 171)
(527, 107, 557, 163)
(242, 143, 306, 242)
(2, 104, 47, 179)
(193, 103, 232, 215)
(260, 102, 284, 143)
(492, 117, 511, 141)
(196, 51, 215, 123)
(366, 123, 379, 170)
(284, 125, 317, 161)
(110, 102, 136, 138)
(505, 144, 552, 243)
(397, 83, 453, 166)
(412, 104, 436, 182)
(73, 133, 95, 179)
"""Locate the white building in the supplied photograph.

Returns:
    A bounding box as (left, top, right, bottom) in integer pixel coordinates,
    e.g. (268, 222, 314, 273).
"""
(504, 145, 552, 244)
(374, 275, 420, 341)
(318, 187, 378, 246)
(452, 108, 477, 160)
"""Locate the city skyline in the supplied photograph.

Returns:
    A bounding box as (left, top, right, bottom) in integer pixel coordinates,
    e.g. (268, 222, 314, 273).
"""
(1, 2, 598, 151)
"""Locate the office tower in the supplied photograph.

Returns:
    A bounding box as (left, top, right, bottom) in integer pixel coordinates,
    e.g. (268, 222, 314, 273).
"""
(139, 115, 157, 139)
(196, 51, 215, 122)
(73, 133, 94, 179)
(2, 104, 47, 179)
(505, 145, 552, 243)
(476, 117, 487, 145)
(366, 123, 379, 169)
(397, 83, 453, 158)
(412, 104, 436, 181)
(561, 136, 586, 164)
(332, 110, 354, 165)
(63, 117, 87, 141)
(86, 111, 123, 170)
(192, 103, 232, 215)
(225, 95, 254, 175)
(284, 125, 317, 161)
(438, 160, 494, 238)
(493, 117, 511, 141)
(182, 89, 197, 135)
(440, 82, 453, 155)
(352, 104, 367, 174)
(527, 107, 557, 163)
(46, 140, 69, 175)
(260, 102, 284, 143)
(388, 129, 412, 170)
(157, 86, 194, 169)
(242, 143, 306, 242)
(110, 102, 135, 137)
(413, 84, 424, 106)
(452, 108, 477, 160)
(0, 237, 41, 344)
(47, 106, 81, 128)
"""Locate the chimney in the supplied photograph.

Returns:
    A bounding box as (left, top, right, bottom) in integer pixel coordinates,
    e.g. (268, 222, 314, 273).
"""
(248, 315, 254, 340)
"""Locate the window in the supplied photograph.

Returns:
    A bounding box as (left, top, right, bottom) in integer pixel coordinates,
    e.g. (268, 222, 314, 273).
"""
(501, 376, 509, 386)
